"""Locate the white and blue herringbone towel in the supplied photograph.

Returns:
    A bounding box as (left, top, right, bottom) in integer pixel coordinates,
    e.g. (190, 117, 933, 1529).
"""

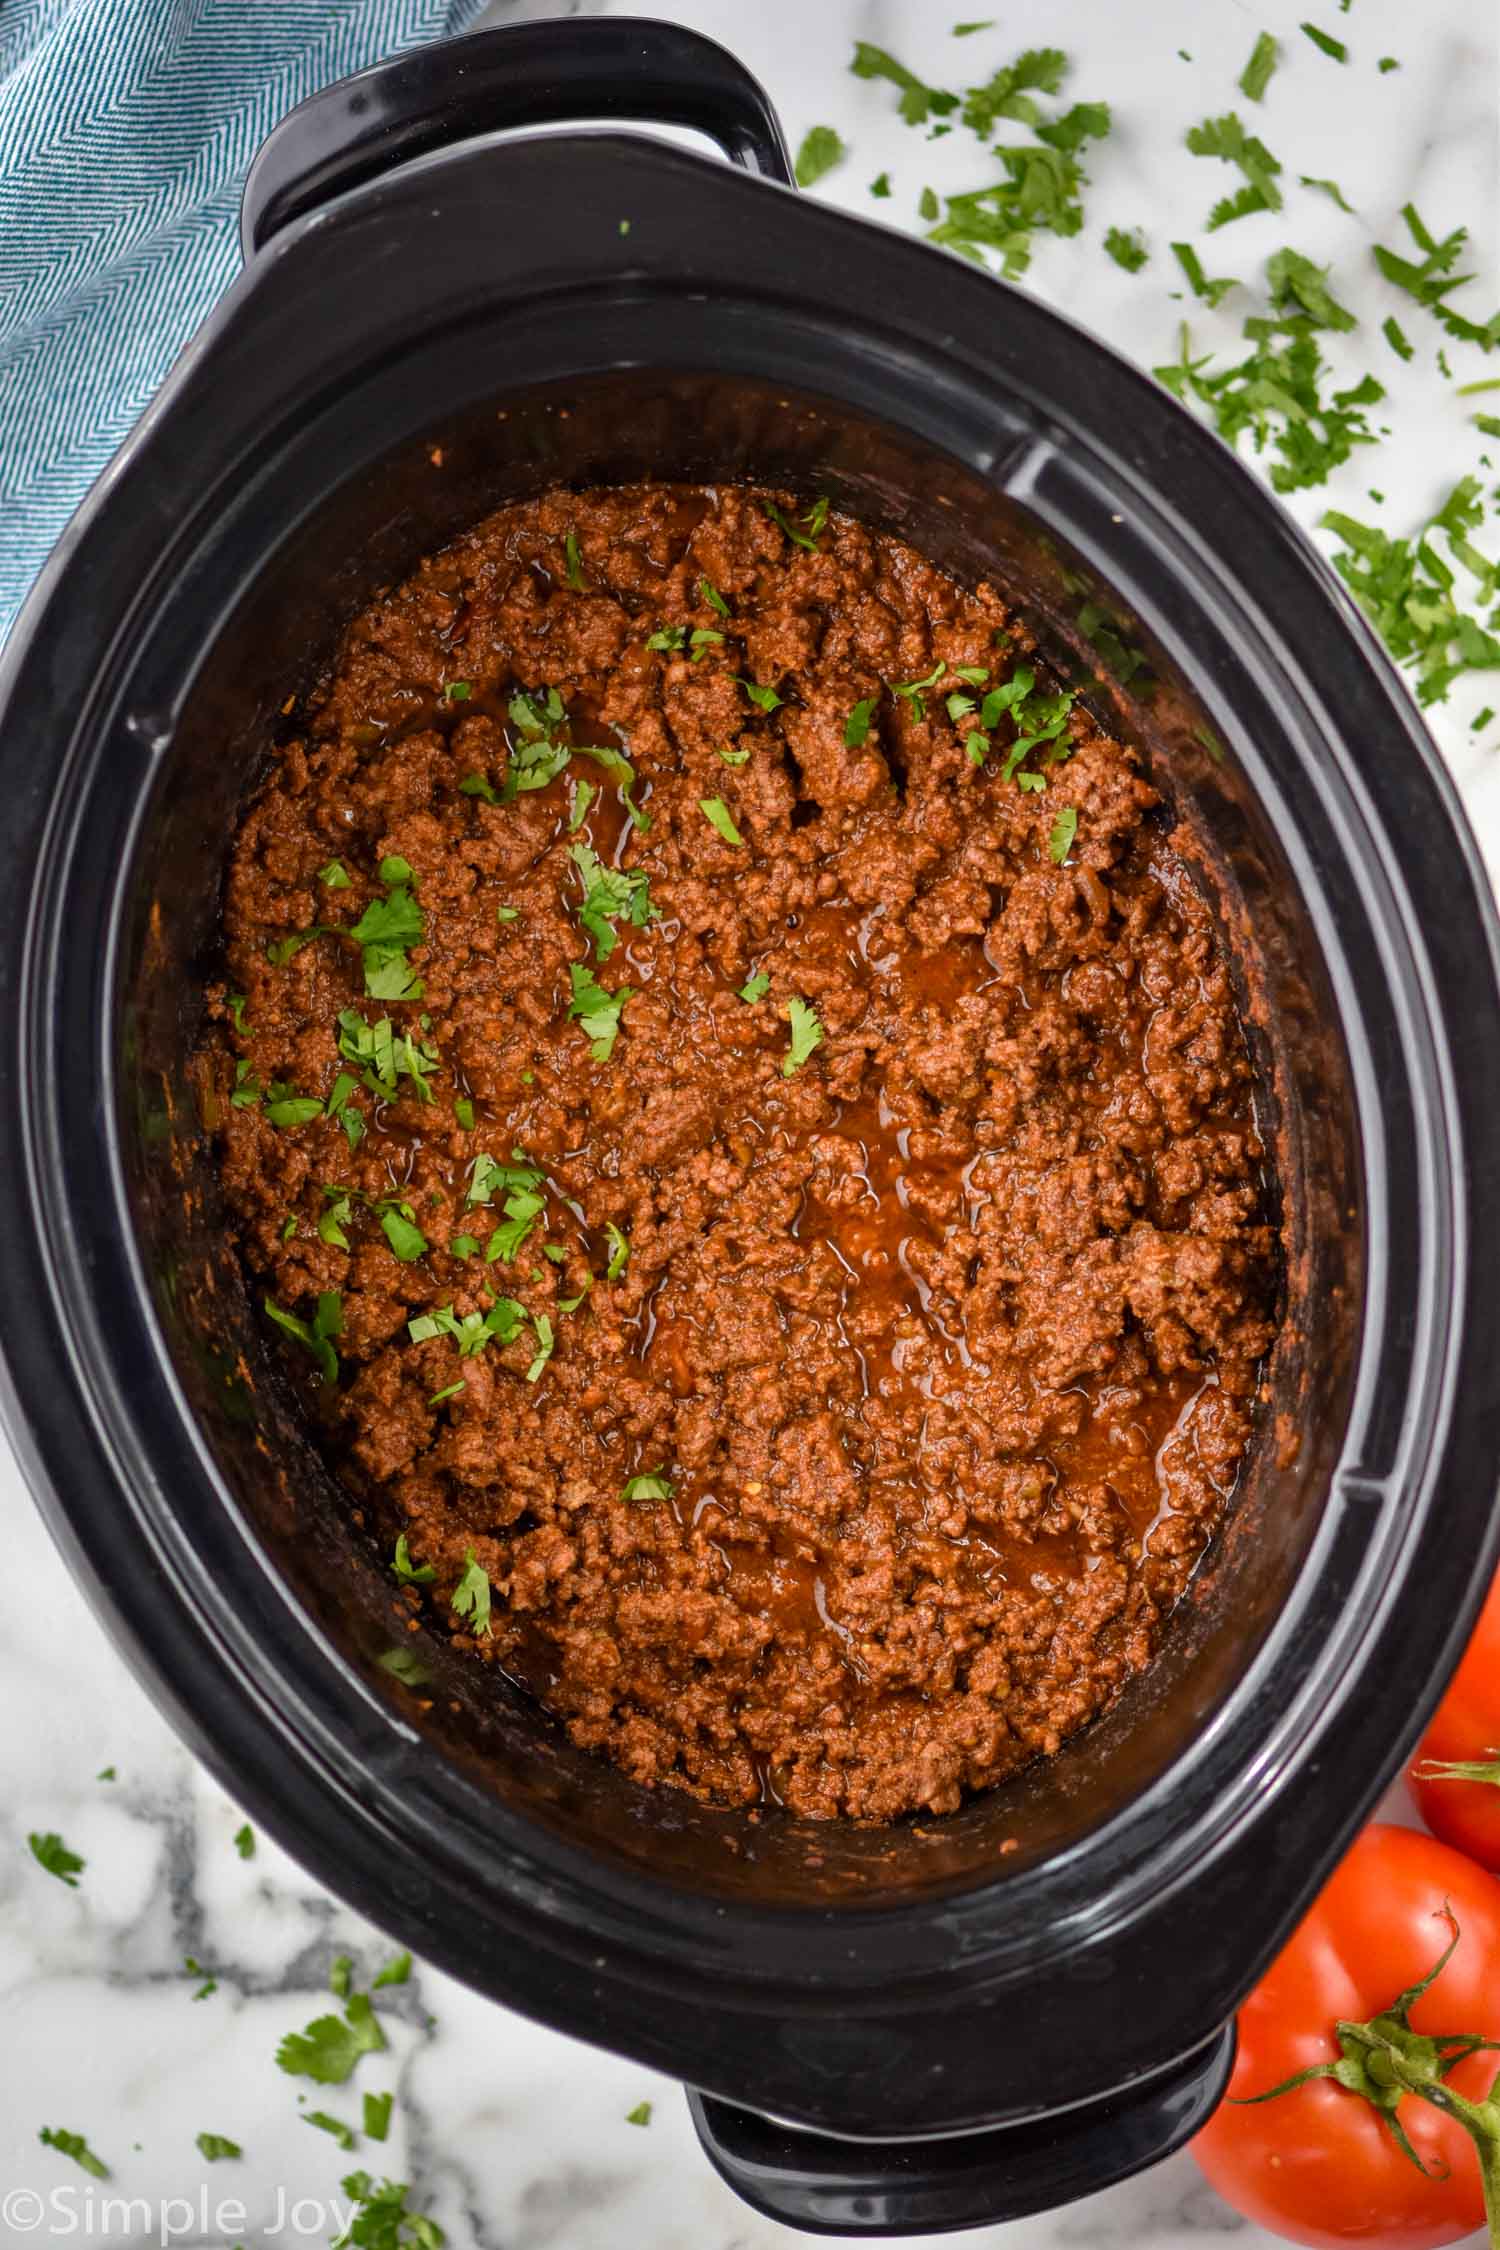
(0, 0, 490, 645)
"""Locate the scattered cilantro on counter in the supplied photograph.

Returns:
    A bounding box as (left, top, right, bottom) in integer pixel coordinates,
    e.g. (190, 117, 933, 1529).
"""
(1185, 112, 1283, 228)
(1300, 175, 1355, 214)
(373, 1951, 412, 1989)
(307, 2110, 358, 2151)
(363, 2092, 394, 2142)
(333, 2173, 445, 2250)
(1300, 22, 1347, 62)
(39, 2127, 108, 2177)
(1322, 477, 1500, 706)
(1172, 242, 1236, 309)
(1238, 33, 1278, 102)
(234, 1823, 255, 1859)
(1373, 205, 1500, 351)
(195, 2133, 242, 2161)
(1104, 226, 1148, 272)
(626, 2101, 653, 2126)
(28, 1830, 84, 1886)
(795, 126, 846, 188)
(277, 1993, 387, 2085)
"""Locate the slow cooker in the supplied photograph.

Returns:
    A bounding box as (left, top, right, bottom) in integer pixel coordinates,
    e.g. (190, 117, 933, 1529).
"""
(2, 19, 1499, 2236)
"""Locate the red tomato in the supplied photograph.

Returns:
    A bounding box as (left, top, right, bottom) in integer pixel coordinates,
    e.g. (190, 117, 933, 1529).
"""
(1411, 1569, 1500, 1872)
(1194, 1824, 1500, 2250)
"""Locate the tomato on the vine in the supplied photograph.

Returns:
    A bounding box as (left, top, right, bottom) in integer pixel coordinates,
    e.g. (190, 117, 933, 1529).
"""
(1193, 1823, 1500, 2250)
(1410, 1569, 1500, 1872)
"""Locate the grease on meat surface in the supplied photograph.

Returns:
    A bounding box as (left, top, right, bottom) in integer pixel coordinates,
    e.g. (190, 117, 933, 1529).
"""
(204, 482, 1279, 1822)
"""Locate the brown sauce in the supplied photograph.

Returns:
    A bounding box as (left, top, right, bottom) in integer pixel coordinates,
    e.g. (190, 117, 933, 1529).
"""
(202, 481, 1279, 1822)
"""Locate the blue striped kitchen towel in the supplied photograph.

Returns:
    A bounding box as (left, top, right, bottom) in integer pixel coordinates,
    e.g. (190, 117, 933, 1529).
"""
(0, 0, 490, 644)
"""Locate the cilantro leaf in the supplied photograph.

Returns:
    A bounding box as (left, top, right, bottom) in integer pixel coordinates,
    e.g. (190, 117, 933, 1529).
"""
(604, 1222, 630, 1278)
(1238, 32, 1278, 101)
(307, 2110, 357, 2150)
(1300, 21, 1347, 61)
(699, 576, 731, 617)
(451, 1548, 493, 1638)
(320, 860, 351, 890)
(764, 497, 830, 551)
(265, 1293, 342, 1387)
(621, 1473, 674, 1501)
(1171, 241, 1236, 308)
(363, 2092, 394, 2142)
(892, 660, 945, 722)
(1186, 112, 1283, 225)
(1266, 247, 1356, 331)
(350, 870, 425, 1002)
(961, 46, 1066, 137)
(332, 2173, 445, 2250)
(626, 2101, 653, 2127)
(1156, 315, 1383, 493)
(277, 1992, 387, 2085)
(234, 1824, 255, 1859)
(795, 127, 847, 189)
(337, 1012, 439, 1104)
(570, 842, 654, 962)
(698, 796, 744, 846)
(568, 963, 630, 1061)
(844, 695, 878, 746)
(377, 1207, 427, 1262)
(392, 1534, 436, 1585)
(196, 2133, 242, 2161)
(1300, 175, 1355, 214)
(467, 1152, 544, 1208)
(1104, 226, 1148, 273)
(372, 1951, 412, 1989)
(783, 997, 825, 1077)
(1373, 205, 1500, 351)
(739, 970, 770, 1004)
(265, 1092, 324, 1129)
(1322, 481, 1500, 706)
(735, 674, 786, 713)
(29, 1830, 83, 1886)
(563, 530, 586, 590)
(851, 41, 959, 128)
(39, 2128, 108, 2178)
(1049, 805, 1079, 863)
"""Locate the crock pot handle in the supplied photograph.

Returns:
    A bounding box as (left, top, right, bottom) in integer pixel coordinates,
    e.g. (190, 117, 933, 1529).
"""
(240, 16, 795, 258)
(686, 2025, 1235, 2237)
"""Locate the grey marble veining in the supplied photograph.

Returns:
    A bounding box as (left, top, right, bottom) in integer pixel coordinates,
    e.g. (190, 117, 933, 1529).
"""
(3, 0, 1496, 2243)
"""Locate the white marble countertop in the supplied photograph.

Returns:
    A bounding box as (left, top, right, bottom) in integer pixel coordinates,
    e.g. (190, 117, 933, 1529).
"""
(2, 0, 1495, 2244)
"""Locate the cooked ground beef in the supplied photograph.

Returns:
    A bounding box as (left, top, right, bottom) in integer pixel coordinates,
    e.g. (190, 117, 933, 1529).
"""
(202, 481, 1279, 1823)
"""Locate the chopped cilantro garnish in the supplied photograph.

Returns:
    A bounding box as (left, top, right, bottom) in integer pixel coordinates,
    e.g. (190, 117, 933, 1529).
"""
(373, 1951, 412, 1989)
(1378, 54, 1399, 71)
(699, 576, 731, 617)
(265, 1292, 342, 1387)
(467, 1151, 544, 1208)
(569, 777, 596, 831)
(196, 2133, 242, 2161)
(870, 170, 892, 197)
(740, 970, 770, 1003)
(699, 796, 744, 846)
(230, 1059, 262, 1109)
(893, 660, 945, 721)
(764, 496, 831, 551)
(330, 1956, 353, 1999)
(97, 1766, 115, 1782)
(409, 1297, 524, 1357)
(227, 992, 249, 1033)
(1322, 479, 1500, 705)
(234, 1823, 255, 1859)
(39, 2128, 108, 2178)
(851, 41, 959, 128)
(429, 1380, 466, 1406)
(735, 675, 786, 713)
(1104, 226, 1148, 273)
(1049, 805, 1079, 863)
(1382, 315, 1413, 359)
(645, 625, 685, 653)
(783, 997, 825, 1077)
(496, 904, 519, 923)
(486, 1186, 545, 1265)
(451, 1548, 493, 1637)
(29, 1830, 83, 1886)
(349, 867, 425, 1002)
(621, 1472, 674, 1501)
(319, 859, 351, 889)
(960, 44, 1066, 135)
(265, 1092, 324, 1129)
(953, 18, 994, 34)
(718, 745, 750, 767)
(277, 1993, 386, 2085)
(564, 530, 585, 590)
(337, 1012, 439, 1104)
(844, 695, 878, 746)
(525, 1312, 555, 1383)
(795, 126, 847, 189)
(604, 1222, 630, 1279)
(928, 102, 1109, 279)
(454, 1096, 474, 1131)
(1300, 22, 1347, 61)
(919, 185, 940, 221)
(319, 1188, 353, 1250)
(570, 842, 654, 962)
(1171, 242, 1236, 308)
(460, 771, 499, 804)
(1238, 32, 1278, 101)
(442, 680, 472, 703)
(363, 2092, 394, 2142)
(1473, 706, 1496, 731)
(1186, 112, 1283, 228)
(1373, 205, 1500, 351)
(393, 1534, 436, 1585)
